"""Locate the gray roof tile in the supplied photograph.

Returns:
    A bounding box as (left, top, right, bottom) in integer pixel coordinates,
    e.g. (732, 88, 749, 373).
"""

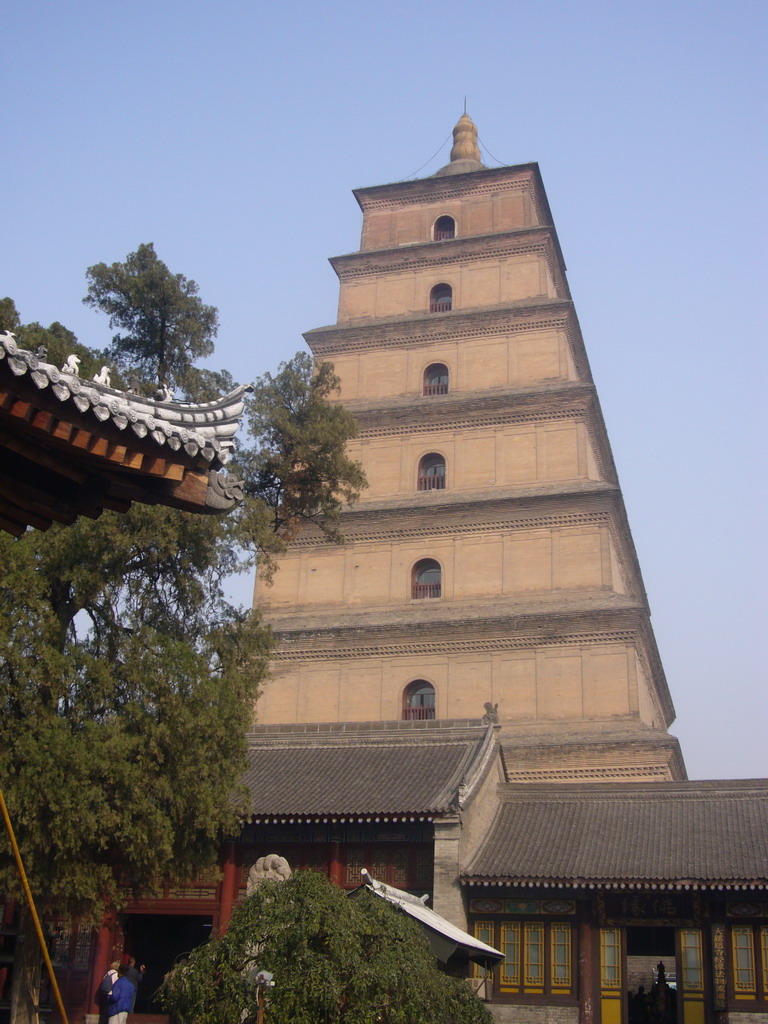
(243, 722, 491, 819)
(463, 781, 768, 886)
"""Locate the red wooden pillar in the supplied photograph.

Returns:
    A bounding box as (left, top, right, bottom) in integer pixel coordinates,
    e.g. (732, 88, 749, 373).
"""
(88, 911, 118, 1016)
(0, 899, 14, 1002)
(578, 901, 595, 1024)
(329, 843, 344, 888)
(1, 897, 15, 928)
(217, 842, 240, 934)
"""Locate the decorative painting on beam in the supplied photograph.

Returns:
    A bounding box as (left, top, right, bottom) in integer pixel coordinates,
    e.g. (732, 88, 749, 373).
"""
(597, 893, 702, 927)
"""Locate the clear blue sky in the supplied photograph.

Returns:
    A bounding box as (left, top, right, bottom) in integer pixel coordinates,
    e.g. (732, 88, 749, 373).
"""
(3, 0, 766, 779)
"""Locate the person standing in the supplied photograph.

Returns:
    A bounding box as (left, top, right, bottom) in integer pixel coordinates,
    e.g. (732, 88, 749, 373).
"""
(106, 964, 133, 1024)
(97, 961, 120, 1024)
(124, 956, 145, 1013)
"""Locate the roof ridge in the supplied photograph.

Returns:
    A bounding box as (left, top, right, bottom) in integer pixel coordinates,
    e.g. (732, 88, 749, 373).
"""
(0, 334, 252, 466)
(497, 779, 768, 798)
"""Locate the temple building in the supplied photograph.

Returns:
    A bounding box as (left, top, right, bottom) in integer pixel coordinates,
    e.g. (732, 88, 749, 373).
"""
(240, 115, 768, 1024)
(11, 116, 764, 1024)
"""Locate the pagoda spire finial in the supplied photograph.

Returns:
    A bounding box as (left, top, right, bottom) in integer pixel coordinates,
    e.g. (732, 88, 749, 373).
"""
(434, 111, 486, 176)
(449, 111, 481, 164)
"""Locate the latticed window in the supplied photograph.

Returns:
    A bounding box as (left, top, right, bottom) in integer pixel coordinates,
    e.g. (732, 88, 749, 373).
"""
(412, 559, 441, 599)
(298, 847, 329, 874)
(762, 928, 768, 995)
(52, 923, 71, 964)
(418, 453, 446, 491)
(73, 924, 92, 970)
(524, 923, 545, 988)
(391, 848, 410, 887)
(680, 929, 704, 991)
(403, 680, 435, 720)
(429, 283, 452, 313)
(423, 363, 449, 396)
(433, 215, 456, 241)
(600, 928, 622, 989)
(500, 922, 521, 987)
(371, 848, 389, 881)
(344, 844, 430, 891)
(732, 926, 757, 994)
(479, 918, 574, 996)
(51, 925, 72, 962)
(551, 923, 572, 990)
(345, 845, 366, 886)
(473, 921, 496, 980)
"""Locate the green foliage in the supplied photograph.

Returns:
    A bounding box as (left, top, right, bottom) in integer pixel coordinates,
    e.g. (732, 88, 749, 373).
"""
(241, 354, 366, 555)
(83, 242, 219, 395)
(0, 299, 103, 381)
(161, 871, 492, 1024)
(0, 506, 272, 915)
(1, 260, 364, 925)
(0, 297, 21, 333)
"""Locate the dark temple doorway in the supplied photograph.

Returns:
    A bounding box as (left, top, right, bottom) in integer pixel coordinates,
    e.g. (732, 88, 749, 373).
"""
(121, 914, 212, 1014)
(626, 926, 677, 1024)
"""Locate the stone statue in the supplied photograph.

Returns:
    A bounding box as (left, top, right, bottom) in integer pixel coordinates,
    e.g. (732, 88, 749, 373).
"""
(154, 381, 174, 402)
(482, 702, 499, 724)
(93, 366, 112, 387)
(246, 854, 292, 894)
(61, 354, 81, 375)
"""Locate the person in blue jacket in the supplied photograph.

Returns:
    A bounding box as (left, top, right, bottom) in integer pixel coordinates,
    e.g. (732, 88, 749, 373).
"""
(107, 964, 134, 1024)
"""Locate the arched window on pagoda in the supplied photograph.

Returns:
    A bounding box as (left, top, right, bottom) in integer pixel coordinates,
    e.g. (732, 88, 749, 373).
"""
(403, 680, 436, 720)
(433, 216, 456, 241)
(423, 363, 449, 396)
(411, 559, 442, 600)
(418, 453, 446, 491)
(429, 283, 452, 313)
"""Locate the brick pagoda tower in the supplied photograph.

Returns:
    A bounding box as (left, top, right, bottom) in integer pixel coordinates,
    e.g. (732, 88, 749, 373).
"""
(254, 113, 684, 785)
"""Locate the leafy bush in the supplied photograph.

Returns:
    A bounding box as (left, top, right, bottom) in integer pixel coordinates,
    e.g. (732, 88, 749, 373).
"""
(161, 870, 492, 1024)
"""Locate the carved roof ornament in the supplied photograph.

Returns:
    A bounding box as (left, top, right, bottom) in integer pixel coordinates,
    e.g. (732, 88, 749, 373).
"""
(434, 112, 486, 177)
(0, 331, 254, 535)
(482, 702, 499, 725)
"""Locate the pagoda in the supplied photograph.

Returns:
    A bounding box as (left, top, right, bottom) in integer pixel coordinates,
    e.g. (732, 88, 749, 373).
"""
(254, 112, 683, 786)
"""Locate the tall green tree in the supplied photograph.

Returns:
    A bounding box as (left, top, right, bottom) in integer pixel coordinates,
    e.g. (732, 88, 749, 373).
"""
(0, 256, 364, 1023)
(244, 354, 367, 550)
(1, 297, 102, 379)
(83, 242, 219, 394)
(161, 871, 493, 1024)
(0, 296, 21, 333)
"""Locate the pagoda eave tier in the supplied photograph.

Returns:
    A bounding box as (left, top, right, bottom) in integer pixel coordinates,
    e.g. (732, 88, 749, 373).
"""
(292, 485, 624, 540)
(0, 335, 252, 535)
(329, 227, 567, 286)
(267, 594, 654, 639)
(268, 603, 670, 712)
(286, 489, 643, 589)
(303, 299, 580, 353)
(351, 162, 552, 220)
(267, 602, 674, 729)
(349, 380, 596, 426)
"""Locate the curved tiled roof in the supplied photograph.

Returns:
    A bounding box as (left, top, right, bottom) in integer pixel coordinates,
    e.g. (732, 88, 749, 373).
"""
(0, 333, 253, 533)
(0, 333, 251, 466)
(463, 781, 768, 889)
(243, 721, 496, 821)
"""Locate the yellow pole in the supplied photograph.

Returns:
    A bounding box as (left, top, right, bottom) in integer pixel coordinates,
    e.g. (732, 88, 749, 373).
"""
(0, 788, 70, 1024)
